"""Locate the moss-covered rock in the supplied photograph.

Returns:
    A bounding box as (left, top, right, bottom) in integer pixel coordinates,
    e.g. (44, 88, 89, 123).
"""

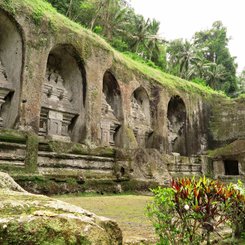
(0, 172, 123, 245)
(208, 140, 245, 158)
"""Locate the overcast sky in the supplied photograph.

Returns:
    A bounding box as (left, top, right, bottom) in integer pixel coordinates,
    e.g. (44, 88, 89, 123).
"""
(130, 0, 245, 72)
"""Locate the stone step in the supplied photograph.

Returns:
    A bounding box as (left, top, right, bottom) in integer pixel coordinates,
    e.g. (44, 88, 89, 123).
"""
(38, 167, 114, 179)
(0, 141, 26, 150)
(38, 151, 114, 162)
(0, 160, 25, 166)
(38, 158, 113, 170)
(0, 153, 25, 161)
(167, 163, 202, 173)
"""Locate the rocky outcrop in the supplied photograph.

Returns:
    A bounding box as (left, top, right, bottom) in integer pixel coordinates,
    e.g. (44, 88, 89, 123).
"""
(123, 148, 171, 184)
(0, 172, 123, 244)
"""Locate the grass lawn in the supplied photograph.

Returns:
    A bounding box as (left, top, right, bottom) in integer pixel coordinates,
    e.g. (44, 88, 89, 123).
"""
(55, 194, 156, 244)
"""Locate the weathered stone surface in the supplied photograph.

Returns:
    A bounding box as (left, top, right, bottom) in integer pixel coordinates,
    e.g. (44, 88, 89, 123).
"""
(118, 148, 171, 184)
(208, 140, 245, 180)
(0, 0, 213, 155)
(0, 172, 123, 244)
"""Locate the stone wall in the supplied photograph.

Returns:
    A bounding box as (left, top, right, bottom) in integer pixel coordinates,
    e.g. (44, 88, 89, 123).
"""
(209, 97, 245, 148)
(0, 3, 210, 156)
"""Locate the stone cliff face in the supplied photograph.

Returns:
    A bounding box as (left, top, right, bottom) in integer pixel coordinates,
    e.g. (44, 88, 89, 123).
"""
(0, 0, 213, 155)
(0, 0, 243, 190)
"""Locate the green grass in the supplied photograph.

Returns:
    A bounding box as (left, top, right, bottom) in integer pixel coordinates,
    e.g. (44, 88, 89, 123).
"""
(55, 194, 156, 243)
(115, 51, 226, 97)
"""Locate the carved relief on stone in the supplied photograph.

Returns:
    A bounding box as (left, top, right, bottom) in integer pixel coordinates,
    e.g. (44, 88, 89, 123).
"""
(129, 96, 152, 147)
(130, 97, 149, 125)
(42, 68, 73, 110)
(167, 113, 185, 153)
(39, 68, 78, 141)
(0, 60, 8, 83)
(100, 93, 120, 146)
(0, 59, 14, 128)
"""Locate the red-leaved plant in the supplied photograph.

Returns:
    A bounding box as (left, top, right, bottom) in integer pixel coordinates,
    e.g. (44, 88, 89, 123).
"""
(147, 177, 245, 245)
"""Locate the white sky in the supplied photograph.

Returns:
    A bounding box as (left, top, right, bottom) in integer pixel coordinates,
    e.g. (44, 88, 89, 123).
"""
(130, 0, 245, 72)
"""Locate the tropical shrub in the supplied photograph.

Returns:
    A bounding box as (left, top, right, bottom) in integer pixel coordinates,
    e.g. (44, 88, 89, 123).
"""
(147, 177, 245, 245)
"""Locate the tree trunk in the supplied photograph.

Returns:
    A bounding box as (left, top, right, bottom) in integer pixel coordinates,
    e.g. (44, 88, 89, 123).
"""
(66, 0, 73, 19)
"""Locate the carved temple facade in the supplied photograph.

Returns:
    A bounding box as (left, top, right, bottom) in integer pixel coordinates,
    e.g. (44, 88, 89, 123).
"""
(0, 2, 244, 183)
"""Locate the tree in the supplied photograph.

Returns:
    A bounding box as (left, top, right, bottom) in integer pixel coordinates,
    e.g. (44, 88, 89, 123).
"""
(47, 0, 82, 20)
(193, 21, 237, 94)
(237, 69, 245, 94)
(167, 39, 199, 79)
(129, 15, 151, 53)
(204, 63, 227, 89)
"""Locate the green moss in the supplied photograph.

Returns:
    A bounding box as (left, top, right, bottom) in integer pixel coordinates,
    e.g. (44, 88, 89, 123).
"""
(120, 179, 158, 192)
(208, 140, 245, 158)
(31, 7, 44, 25)
(44, 140, 115, 157)
(114, 52, 227, 98)
(124, 127, 137, 148)
(14, 176, 67, 194)
(0, 164, 26, 174)
(0, 129, 26, 144)
(0, 217, 91, 245)
(237, 93, 245, 100)
(1, 0, 15, 14)
(25, 133, 39, 173)
(13, 174, 158, 195)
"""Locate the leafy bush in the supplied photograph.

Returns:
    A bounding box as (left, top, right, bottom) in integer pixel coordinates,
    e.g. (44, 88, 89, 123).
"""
(147, 177, 245, 245)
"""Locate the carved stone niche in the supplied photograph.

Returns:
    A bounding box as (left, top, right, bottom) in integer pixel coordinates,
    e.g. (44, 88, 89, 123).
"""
(39, 68, 78, 141)
(167, 95, 187, 155)
(129, 94, 153, 147)
(0, 59, 14, 128)
(101, 93, 120, 146)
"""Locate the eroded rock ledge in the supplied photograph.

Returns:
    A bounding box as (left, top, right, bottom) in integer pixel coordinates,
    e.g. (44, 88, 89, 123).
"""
(0, 172, 122, 244)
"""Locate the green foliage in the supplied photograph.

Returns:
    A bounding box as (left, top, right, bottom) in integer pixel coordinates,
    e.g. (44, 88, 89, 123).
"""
(2, 0, 15, 13)
(193, 21, 237, 95)
(0, 0, 231, 98)
(44, 0, 238, 96)
(32, 8, 44, 25)
(228, 181, 245, 239)
(237, 69, 245, 96)
(191, 78, 207, 87)
(147, 177, 245, 245)
(45, 0, 167, 69)
(166, 21, 238, 95)
(123, 51, 161, 70)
